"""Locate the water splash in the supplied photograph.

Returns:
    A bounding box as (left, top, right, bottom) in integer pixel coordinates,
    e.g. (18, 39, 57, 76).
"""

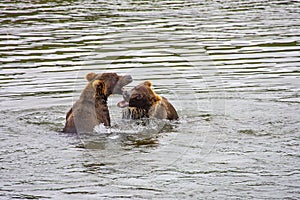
(87, 118, 177, 147)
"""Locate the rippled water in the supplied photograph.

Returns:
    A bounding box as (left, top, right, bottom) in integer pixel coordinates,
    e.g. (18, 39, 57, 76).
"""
(1, 0, 300, 199)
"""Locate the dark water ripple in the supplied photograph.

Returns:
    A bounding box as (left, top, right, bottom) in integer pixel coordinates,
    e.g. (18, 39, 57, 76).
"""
(0, 0, 300, 199)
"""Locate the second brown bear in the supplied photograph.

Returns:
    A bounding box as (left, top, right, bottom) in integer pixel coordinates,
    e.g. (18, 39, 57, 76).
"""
(117, 81, 178, 120)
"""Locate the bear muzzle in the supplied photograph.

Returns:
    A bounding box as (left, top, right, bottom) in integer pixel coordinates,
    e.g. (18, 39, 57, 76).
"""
(117, 88, 131, 108)
(113, 75, 133, 94)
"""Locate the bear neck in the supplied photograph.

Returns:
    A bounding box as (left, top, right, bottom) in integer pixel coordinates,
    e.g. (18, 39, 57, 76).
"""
(144, 97, 161, 111)
(79, 84, 108, 105)
(131, 100, 153, 112)
(95, 94, 108, 105)
(143, 104, 152, 112)
(95, 93, 110, 126)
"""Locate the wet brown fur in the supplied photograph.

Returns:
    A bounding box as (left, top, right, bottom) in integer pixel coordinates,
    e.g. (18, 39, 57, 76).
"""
(122, 81, 178, 120)
(63, 72, 132, 133)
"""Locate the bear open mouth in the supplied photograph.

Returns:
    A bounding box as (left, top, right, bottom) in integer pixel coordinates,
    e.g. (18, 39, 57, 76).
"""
(117, 88, 130, 108)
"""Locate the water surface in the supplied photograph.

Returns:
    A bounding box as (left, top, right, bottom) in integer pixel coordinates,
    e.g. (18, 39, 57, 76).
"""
(0, 0, 299, 199)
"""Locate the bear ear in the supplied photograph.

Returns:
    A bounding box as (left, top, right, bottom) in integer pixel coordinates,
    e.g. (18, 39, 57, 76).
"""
(154, 94, 162, 101)
(143, 80, 152, 87)
(86, 72, 97, 82)
(151, 94, 162, 103)
(93, 80, 106, 95)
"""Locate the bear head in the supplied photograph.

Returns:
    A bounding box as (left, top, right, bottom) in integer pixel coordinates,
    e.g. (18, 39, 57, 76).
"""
(86, 72, 133, 97)
(118, 81, 161, 111)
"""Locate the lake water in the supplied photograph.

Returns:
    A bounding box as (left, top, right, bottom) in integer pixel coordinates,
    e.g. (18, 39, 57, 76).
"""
(0, 0, 299, 199)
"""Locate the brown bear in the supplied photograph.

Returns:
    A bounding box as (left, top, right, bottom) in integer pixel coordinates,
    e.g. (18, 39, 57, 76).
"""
(63, 72, 132, 133)
(117, 81, 178, 120)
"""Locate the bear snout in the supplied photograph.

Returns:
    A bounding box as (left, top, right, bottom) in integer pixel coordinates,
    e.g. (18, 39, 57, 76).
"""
(113, 75, 133, 94)
(123, 75, 133, 83)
